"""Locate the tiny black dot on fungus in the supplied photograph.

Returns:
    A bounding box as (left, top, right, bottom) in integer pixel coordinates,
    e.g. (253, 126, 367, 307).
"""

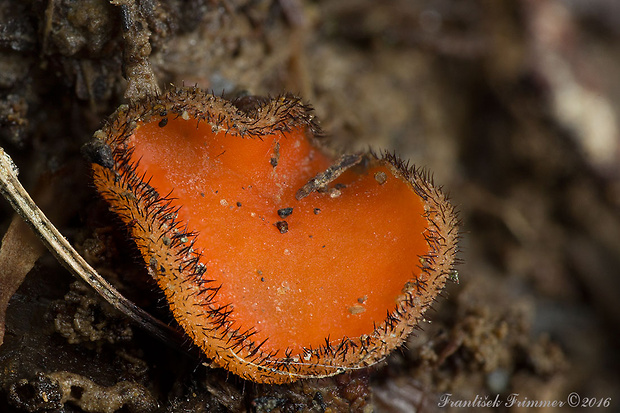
(158, 118, 168, 127)
(277, 207, 293, 218)
(275, 221, 289, 234)
(88, 86, 460, 384)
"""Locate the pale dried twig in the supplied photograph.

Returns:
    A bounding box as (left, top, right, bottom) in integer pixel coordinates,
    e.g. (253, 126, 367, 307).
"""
(0, 146, 181, 347)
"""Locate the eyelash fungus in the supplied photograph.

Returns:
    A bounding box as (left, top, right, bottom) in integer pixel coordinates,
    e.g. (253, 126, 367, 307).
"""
(87, 86, 459, 384)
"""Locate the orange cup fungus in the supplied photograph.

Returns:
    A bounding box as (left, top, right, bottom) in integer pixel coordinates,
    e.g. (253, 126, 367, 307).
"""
(87, 87, 459, 383)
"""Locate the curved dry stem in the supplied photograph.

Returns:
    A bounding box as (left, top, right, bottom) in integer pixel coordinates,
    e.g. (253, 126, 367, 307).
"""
(0, 146, 180, 348)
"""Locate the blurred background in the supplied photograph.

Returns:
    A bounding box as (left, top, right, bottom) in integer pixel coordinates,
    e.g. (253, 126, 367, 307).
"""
(1, 0, 619, 411)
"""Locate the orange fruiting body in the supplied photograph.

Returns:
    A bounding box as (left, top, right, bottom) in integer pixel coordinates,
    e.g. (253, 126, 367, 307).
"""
(89, 87, 459, 383)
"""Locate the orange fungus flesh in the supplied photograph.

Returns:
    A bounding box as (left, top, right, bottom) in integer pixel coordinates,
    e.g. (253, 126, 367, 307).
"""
(129, 117, 428, 354)
(90, 89, 459, 383)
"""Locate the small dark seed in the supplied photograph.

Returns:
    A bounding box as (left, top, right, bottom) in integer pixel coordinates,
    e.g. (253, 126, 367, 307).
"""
(275, 221, 289, 234)
(277, 207, 293, 218)
(81, 139, 115, 169)
(158, 118, 168, 127)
